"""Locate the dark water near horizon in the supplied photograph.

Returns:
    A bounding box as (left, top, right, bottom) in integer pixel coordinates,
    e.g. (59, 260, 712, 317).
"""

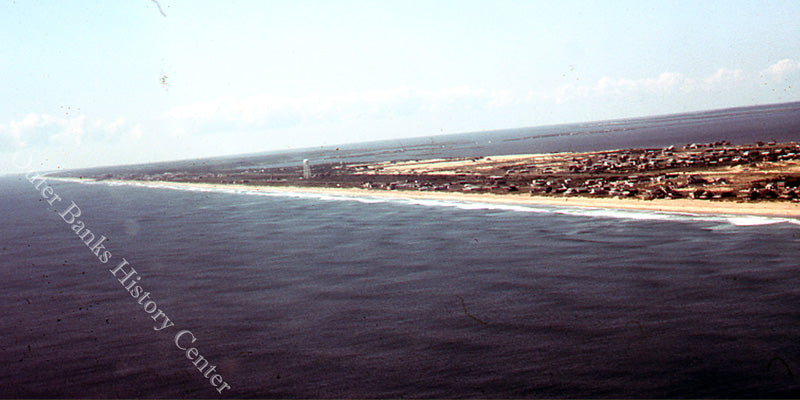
(2, 174, 800, 398)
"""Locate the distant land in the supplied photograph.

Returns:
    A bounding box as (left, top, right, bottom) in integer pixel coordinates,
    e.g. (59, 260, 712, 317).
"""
(52, 101, 800, 178)
(52, 101, 800, 217)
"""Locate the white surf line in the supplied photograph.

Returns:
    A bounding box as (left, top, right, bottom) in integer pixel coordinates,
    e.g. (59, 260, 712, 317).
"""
(50, 177, 800, 227)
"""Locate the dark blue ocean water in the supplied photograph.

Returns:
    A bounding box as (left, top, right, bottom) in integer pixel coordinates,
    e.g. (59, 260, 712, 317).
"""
(5, 102, 800, 397)
(2, 174, 800, 398)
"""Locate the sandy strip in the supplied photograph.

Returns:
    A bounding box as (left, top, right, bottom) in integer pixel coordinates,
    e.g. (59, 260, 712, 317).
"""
(58, 178, 800, 218)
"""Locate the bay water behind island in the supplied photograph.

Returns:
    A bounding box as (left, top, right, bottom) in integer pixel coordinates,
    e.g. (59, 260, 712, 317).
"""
(3, 102, 800, 397)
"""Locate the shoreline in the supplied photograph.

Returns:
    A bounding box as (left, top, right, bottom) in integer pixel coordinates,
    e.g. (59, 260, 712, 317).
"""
(56, 178, 800, 218)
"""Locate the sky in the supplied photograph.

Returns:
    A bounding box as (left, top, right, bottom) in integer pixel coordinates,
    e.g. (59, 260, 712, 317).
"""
(2, 0, 799, 174)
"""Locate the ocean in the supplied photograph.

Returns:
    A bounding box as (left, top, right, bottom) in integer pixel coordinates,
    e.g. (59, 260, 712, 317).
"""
(3, 102, 800, 398)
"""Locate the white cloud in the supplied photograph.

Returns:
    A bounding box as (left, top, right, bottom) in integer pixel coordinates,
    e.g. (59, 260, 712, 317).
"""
(550, 68, 750, 103)
(163, 86, 517, 127)
(125, 123, 144, 141)
(645, 72, 685, 92)
(762, 58, 800, 81)
(161, 60, 782, 139)
(485, 89, 517, 109)
(0, 113, 158, 174)
(703, 68, 744, 86)
(0, 113, 136, 151)
(48, 115, 86, 147)
(0, 113, 80, 148)
(94, 117, 126, 133)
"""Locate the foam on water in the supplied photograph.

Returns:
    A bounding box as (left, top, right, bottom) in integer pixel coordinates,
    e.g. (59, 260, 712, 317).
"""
(57, 179, 800, 228)
(554, 207, 682, 222)
(723, 215, 800, 226)
(403, 198, 550, 213)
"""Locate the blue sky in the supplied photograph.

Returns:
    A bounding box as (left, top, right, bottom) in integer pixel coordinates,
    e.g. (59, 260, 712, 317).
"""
(2, 0, 799, 173)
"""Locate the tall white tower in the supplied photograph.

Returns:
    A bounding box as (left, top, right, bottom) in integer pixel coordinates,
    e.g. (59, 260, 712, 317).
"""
(302, 159, 311, 179)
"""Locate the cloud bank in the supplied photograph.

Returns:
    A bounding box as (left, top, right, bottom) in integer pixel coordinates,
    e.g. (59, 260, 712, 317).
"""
(2, 58, 797, 174)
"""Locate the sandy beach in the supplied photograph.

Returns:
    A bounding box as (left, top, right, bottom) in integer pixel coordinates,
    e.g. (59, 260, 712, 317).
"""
(70, 178, 800, 218)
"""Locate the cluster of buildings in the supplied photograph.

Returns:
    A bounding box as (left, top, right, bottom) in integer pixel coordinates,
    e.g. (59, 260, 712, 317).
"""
(374, 176, 519, 193)
(365, 141, 800, 202)
(372, 180, 451, 191)
(524, 140, 800, 201)
(562, 141, 800, 175)
(530, 173, 772, 201)
(529, 174, 721, 200)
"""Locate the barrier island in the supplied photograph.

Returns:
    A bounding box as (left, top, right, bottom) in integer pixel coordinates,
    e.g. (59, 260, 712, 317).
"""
(69, 140, 800, 217)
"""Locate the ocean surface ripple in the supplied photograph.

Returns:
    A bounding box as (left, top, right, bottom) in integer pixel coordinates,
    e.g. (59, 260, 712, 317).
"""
(2, 175, 800, 398)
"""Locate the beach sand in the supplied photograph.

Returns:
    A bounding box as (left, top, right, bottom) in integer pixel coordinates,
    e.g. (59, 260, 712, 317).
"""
(76, 179, 800, 218)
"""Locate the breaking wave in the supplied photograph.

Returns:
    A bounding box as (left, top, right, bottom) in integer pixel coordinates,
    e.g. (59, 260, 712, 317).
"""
(56, 179, 800, 228)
